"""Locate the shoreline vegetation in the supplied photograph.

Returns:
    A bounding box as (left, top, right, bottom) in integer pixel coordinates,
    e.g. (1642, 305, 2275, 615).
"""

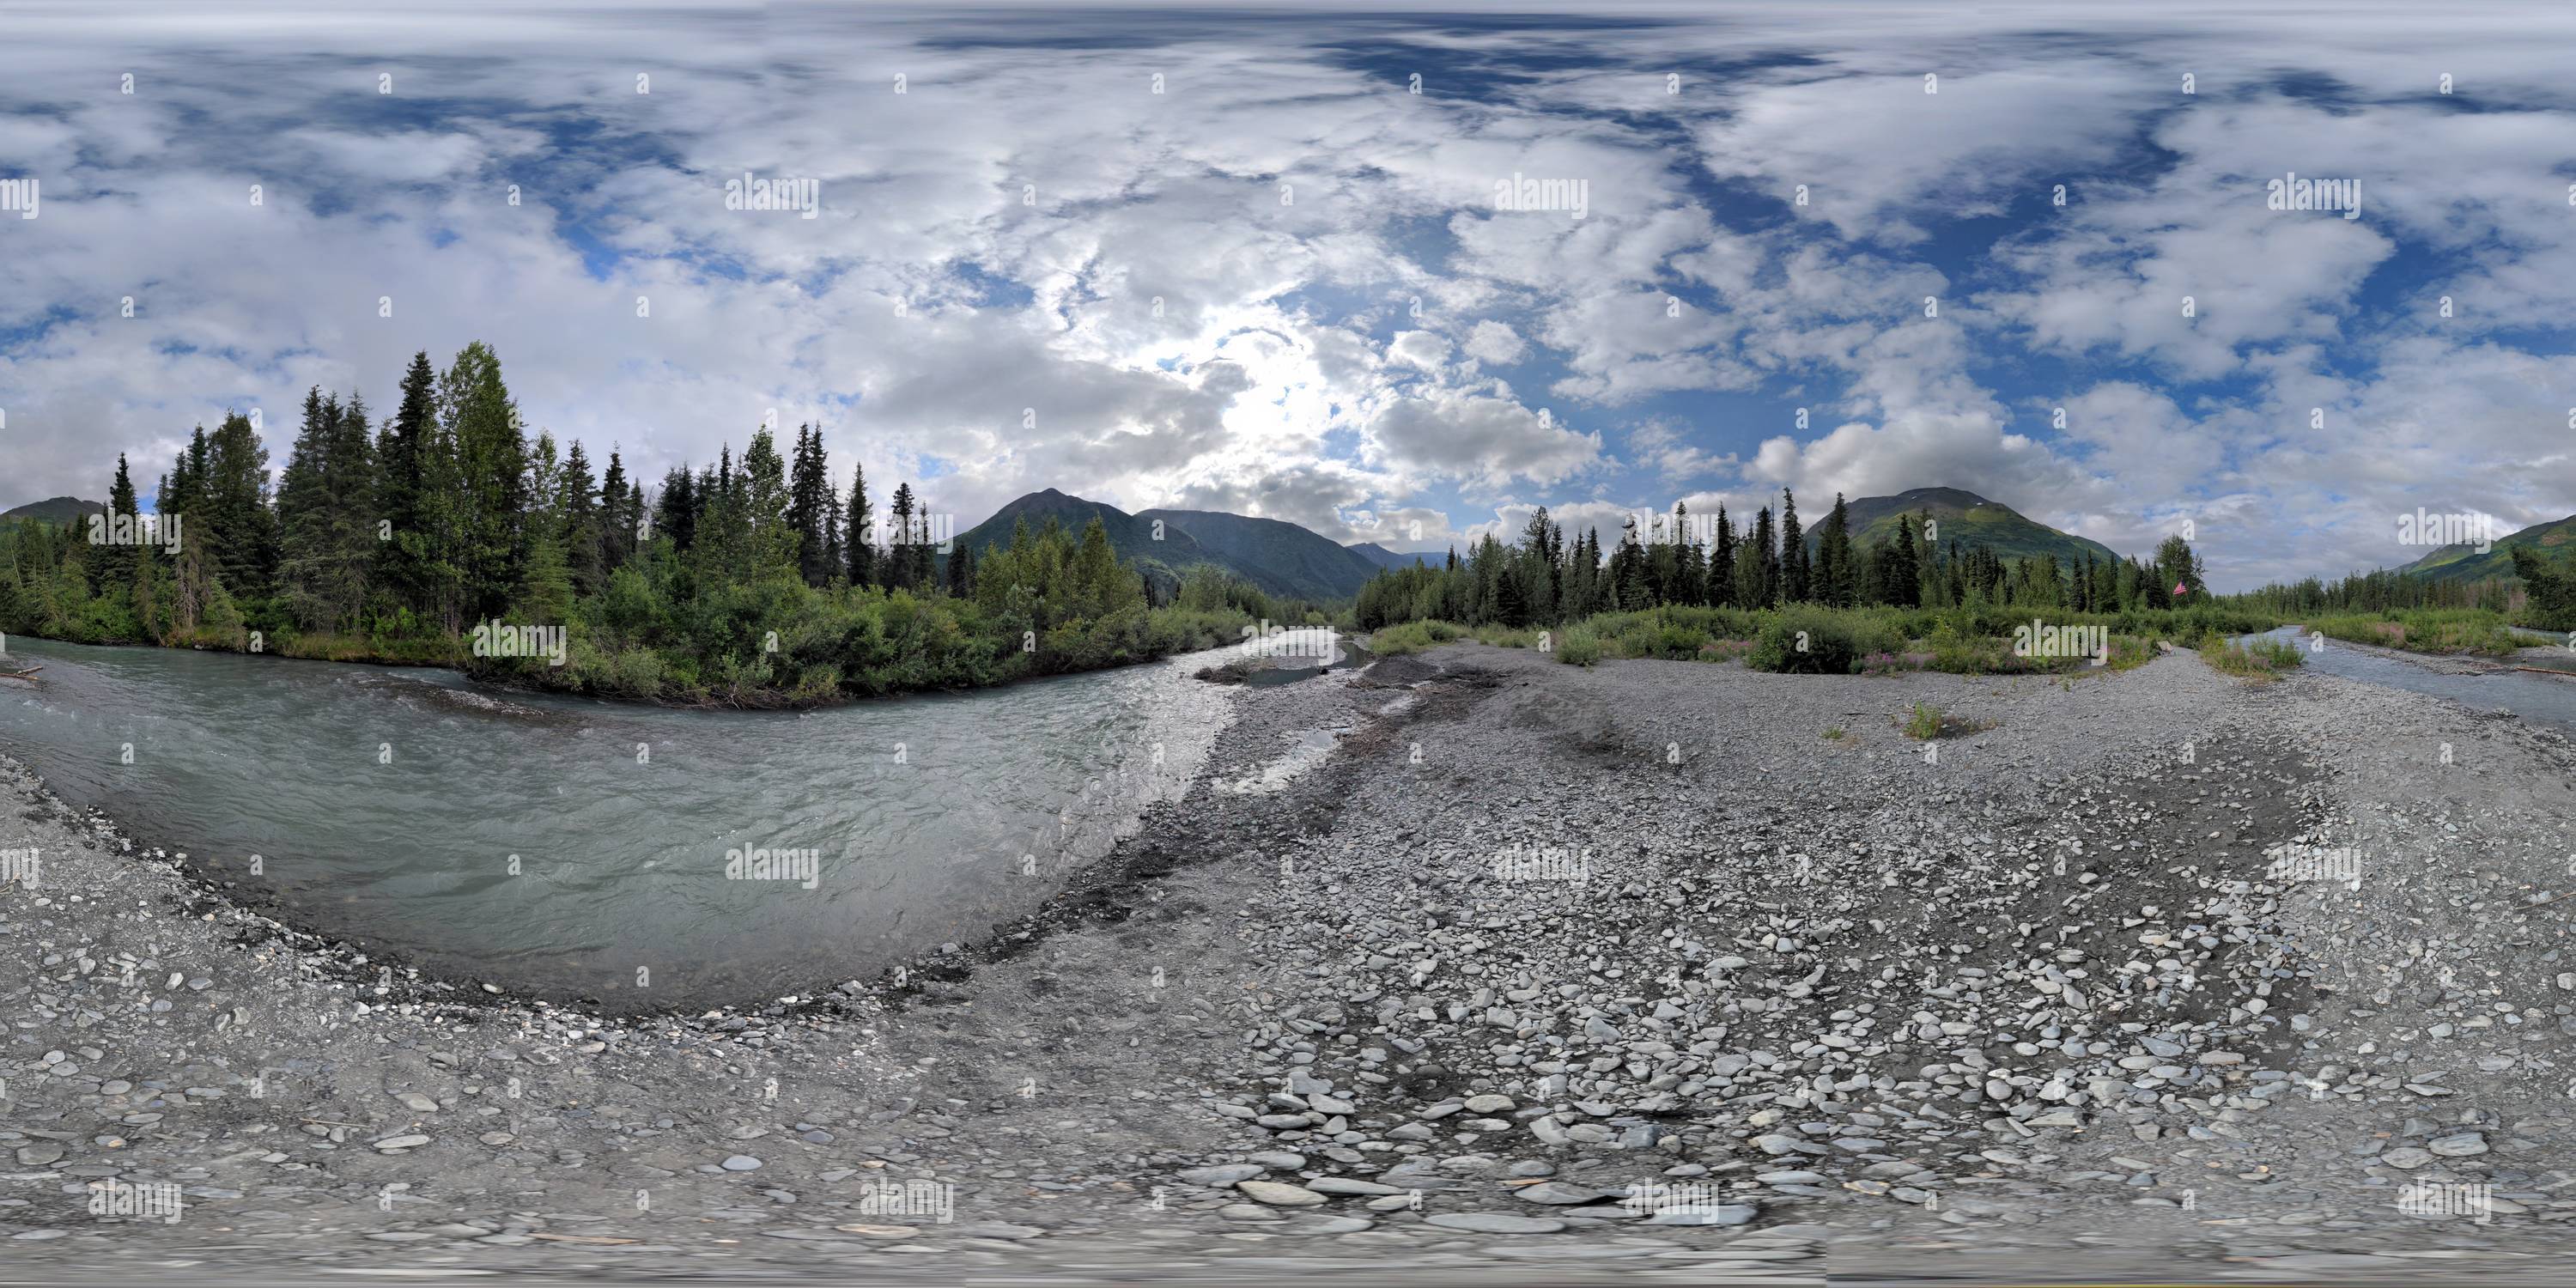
(5, 341, 2573, 703)
(0, 342, 1313, 708)
(1346, 492, 2576, 678)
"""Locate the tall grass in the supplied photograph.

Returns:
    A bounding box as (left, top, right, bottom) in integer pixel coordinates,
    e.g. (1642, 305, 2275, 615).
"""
(2307, 609, 2518, 657)
(2203, 635, 2305, 681)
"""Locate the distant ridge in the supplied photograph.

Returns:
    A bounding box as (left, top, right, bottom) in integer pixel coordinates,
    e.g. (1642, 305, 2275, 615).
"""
(2, 496, 107, 524)
(1347, 542, 1429, 572)
(949, 485, 2123, 601)
(2397, 512, 2576, 583)
(1809, 487, 2122, 568)
(952, 489, 1378, 601)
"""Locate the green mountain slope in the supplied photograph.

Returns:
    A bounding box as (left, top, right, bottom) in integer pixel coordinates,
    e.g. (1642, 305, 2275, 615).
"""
(1807, 487, 2122, 568)
(1348, 542, 1431, 572)
(951, 489, 1205, 591)
(2, 496, 108, 524)
(1136, 508, 1381, 601)
(953, 490, 1373, 602)
(2398, 513, 2576, 582)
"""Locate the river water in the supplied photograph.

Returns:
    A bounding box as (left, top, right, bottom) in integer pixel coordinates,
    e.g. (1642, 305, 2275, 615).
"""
(2243, 625, 2576, 730)
(0, 635, 1248, 1012)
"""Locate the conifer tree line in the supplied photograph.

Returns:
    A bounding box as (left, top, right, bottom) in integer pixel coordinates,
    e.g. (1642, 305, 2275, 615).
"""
(1354, 490, 2215, 631)
(0, 343, 1248, 703)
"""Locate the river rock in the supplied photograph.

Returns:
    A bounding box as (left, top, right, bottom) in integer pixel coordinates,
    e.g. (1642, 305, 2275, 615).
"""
(2427, 1133, 2488, 1157)
(1236, 1180, 1328, 1206)
(1425, 1212, 1566, 1234)
(1513, 1181, 1607, 1205)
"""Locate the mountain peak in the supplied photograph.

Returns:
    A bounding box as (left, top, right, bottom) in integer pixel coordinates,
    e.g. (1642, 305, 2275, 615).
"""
(955, 489, 1379, 602)
(1819, 487, 2117, 568)
(2, 495, 108, 523)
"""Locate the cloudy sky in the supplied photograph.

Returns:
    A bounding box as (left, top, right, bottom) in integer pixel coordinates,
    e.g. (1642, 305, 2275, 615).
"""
(3, 0, 2574, 590)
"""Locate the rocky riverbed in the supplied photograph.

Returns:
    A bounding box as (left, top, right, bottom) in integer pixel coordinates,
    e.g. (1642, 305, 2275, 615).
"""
(7, 642, 2576, 1285)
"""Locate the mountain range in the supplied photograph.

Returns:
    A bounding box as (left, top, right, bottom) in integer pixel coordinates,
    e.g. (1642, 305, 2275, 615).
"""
(14, 483, 2318, 598)
(2, 496, 106, 523)
(1807, 486, 2122, 569)
(951, 489, 1393, 602)
(954, 485, 2131, 604)
(2397, 513, 2576, 582)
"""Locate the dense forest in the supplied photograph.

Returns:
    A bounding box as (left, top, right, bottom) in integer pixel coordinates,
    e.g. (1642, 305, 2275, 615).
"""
(1353, 494, 2214, 630)
(1353, 492, 2516, 632)
(0, 343, 1276, 705)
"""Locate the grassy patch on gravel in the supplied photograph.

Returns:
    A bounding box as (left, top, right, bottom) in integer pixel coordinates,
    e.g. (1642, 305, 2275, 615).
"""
(2203, 635, 2306, 682)
(2306, 609, 2518, 657)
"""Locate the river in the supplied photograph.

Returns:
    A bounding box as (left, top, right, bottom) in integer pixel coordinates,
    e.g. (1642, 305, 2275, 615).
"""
(0, 634, 1258, 1012)
(2243, 625, 2576, 730)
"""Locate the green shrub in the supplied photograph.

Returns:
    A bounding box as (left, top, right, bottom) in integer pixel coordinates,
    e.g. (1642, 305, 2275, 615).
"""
(2308, 610, 2515, 657)
(1750, 609, 1860, 674)
(1555, 624, 1602, 666)
(1369, 620, 1461, 655)
(2202, 635, 2304, 681)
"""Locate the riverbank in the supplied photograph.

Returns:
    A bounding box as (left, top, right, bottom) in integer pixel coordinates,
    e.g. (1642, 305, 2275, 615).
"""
(0, 605, 1263, 712)
(9, 643, 2576, 1283)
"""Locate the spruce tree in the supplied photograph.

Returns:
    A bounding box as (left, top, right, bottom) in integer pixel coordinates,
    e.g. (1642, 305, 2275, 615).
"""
(1749, 507, 1777, 607)
(1709, 506, 1735, 609)
(1889, 514, 1921, 607)
(558, 440, 603, 596)
(1779, 489, 1807, 604)
(1817, 493, 1854, 606)
(440, 342, 528, 623)
(787, 424, 834, 586)
(374, 351, 440, 621)
(822, 477, 844, 585)
(98, 453, 141, 597)
(597, 448, 630, 573)
(657, 465, 696, 552)
(739, 427, 795, 580)
(843, 464, 873, 587)
(204, 410, 279, 602)
(888, 483, 918, 589)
